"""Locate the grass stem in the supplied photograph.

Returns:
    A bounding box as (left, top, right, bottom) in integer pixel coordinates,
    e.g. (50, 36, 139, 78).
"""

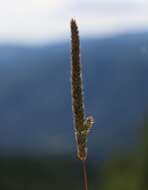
(82, 160, 88, 190)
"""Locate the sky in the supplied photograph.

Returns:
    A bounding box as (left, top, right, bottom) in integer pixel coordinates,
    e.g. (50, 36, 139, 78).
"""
(0, 0, 148, 44)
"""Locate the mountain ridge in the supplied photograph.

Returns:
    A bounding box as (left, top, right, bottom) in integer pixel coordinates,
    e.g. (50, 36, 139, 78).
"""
(0, 32, 147, 158)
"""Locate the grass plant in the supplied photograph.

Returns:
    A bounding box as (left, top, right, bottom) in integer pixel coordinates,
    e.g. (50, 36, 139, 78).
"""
(70, 19, 94, 190)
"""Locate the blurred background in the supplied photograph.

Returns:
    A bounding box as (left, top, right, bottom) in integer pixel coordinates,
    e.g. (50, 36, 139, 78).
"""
(0, 0, 147, 189)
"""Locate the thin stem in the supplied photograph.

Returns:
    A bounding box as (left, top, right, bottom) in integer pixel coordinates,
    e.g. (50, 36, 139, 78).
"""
(82, 160, 88, 190)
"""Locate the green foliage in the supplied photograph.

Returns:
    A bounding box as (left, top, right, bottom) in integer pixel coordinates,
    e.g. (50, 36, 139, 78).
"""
(0, 122, 146, 190)
(0, 156, 97, 190)
(100, 121, 147, 190)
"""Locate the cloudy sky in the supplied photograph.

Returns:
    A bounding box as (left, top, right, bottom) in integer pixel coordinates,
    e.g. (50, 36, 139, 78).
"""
(0, 0, 148, 44)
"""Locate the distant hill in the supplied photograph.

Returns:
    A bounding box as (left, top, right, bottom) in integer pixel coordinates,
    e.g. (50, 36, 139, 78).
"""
(0, 33, 147, 159)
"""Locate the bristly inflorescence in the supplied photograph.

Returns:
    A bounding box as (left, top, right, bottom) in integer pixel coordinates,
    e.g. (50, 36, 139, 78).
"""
(70, 19, 94, 161)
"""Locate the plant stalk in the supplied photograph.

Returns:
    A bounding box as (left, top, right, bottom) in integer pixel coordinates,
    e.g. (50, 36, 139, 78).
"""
(70, 18, 94, 190)
(82, 160, 88, 190)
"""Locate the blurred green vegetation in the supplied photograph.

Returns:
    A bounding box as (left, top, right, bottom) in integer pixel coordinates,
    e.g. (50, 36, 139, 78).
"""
(101, 151, 143, 190)
(0, 121, 146, 190)
(0, 156, 98, 190)
(100, 120, 146, 190)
